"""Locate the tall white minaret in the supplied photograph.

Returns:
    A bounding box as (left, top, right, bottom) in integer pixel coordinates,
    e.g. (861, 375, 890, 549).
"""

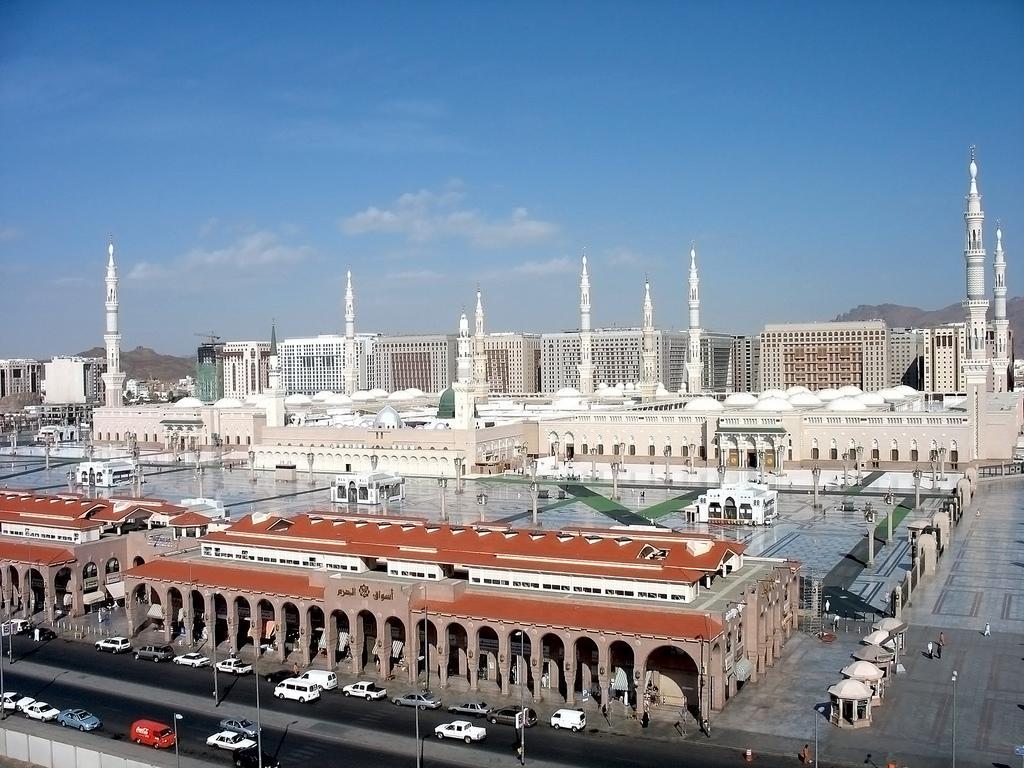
(473, 288, 489, 397)
(101, 239, 126, 408)
(264, 322, 285, 427)
(343, 270, 358, 395)
(992, 222, 1010, 392)
(685, 243, 704, 394)
(962, 147, 992, 391)
(641, 278, 657, 401)
(456, 310, 472, 384)
(578, 250, 594, 395)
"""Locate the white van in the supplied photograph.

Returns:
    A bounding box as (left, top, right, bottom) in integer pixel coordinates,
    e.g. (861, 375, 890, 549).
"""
(550, 708, 586, 732)
(273, 678, 320, 703)
(299, 670, 338, 691)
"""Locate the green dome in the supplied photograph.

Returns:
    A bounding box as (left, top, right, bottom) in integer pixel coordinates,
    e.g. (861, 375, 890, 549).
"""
(437, 386, 455, 418)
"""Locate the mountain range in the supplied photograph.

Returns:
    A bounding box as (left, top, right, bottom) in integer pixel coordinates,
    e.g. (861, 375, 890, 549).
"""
(834, 297, 1024, 345)
(75, 346, 195, 382)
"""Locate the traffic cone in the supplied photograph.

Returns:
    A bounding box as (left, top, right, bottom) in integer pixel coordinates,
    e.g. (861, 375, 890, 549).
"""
(744, 747, 753, 762)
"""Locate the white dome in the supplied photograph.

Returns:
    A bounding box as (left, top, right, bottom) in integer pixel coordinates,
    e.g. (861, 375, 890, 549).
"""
(312, 391, 334, 402)
(600, 388, 625, 399)
(388, 390, 414, 401)
(368, 388, 388, 398)
(405, 387, 426, 397)
(857, 392, 886, 407)
(284, 394, 312, 406)
(724, 392, 758, 408)
(174, 397, 203, 408)
(624, 382, 636, 392)
(817, 388, 842, 402)
(614, 382, 625, 390)
(372, 405, 404, 429)
(879, 388, 906, 403)
(597, 382, 608, 390)
(785, 386, 811, 396)
(896, 385, 919, 397)
(556, 387, 582, 398)
(753, 396, 794, 411)
(759, 389, 787, 400)
(655, 383, 670, 397)
(788, 392, 823, 407)
(326, 393, 352, 405)
(828, 679, 873, 700)
(213, 397, 243, 409)
(685, 396, 724, 411)
(837, 385, 863, 397)
(841, 661, 884, 681)
(826, 396, 867, 411)
(351, 390, 374, 401)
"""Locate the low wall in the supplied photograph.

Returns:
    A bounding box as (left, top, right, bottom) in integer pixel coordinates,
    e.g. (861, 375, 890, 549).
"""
(0, 726, 161, 768)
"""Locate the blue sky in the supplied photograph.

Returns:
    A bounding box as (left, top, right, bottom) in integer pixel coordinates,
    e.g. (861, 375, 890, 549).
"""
(1, 1, 1022, 357)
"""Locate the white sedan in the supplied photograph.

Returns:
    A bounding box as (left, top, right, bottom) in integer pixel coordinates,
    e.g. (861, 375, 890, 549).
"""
(215, 658, 253, 675)
(205, 730, 257, 751)
(173, 652, 211, 668)
(434, 720, 487, 744)
(23, 701, 61, 722)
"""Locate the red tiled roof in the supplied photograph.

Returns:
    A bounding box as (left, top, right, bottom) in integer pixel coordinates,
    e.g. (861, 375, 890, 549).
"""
(0, 511, 104, 531)
(201, 513, 746, 585)
(168, 511, 212, 527)
(419, 591, 723, 641)
(0, 491, 104, 520)
(126, 559, 324, 601)
(0, 491, 184, 528)
(0, 539, 77, 566)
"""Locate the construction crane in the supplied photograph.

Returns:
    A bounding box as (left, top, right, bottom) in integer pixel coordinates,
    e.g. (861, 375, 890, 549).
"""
(194, 331, 222, 344)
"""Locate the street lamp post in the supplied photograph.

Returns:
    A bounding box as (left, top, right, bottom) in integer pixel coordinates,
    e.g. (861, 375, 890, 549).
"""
(812, 466, 821, 510)
(515, 629, 526, 765)
(0, 620, 7, 721)
(938, 447, 947, 481)
(842, 450, 850, 487)
(951, 669, 958, 768)
(437, 477, 448, 521)
(913, 468, 922, 511)
(813, 704, 819, 768)
(529, 460, 539, 526)
(864, 503, 877, 567)
(173, 712, 183, 768)
(307, 452, 315, 485)
(249, 449, 256, 483)
(855, 446, 864, 485)
(610, 461, 621, 502)
(454, 457, 463, 494)
(663, 445, 671, 484)
(886, 495, 895, 543)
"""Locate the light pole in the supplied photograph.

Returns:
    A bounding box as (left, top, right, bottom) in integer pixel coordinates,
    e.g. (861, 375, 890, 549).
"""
(663, 445, 671, 484)
(689, 442, 697, 476)
(0, 620, 7, 721)
(812, 704, 819, 768)
(864, 503, 877, 567)
(454, 457, 463, 494)
(610, 460, 621, 502)
(842, 450, 850, 488)
(254, 646, 264, 768)
(437, 477, 448, 521)
(886, 494, 895, 544)
(855, 446, 864, 485)
(811, 466, 821, 510)
(938, 447, 947, 481)
(173, 712, 183, 768)
(913, 468, 922, 511)
(529, 460, 539, 526)
(248, 449, 256, 483)
(515, 629, 526, 765)
(306, 452, 315, 485)
(951, 669, 958, 768)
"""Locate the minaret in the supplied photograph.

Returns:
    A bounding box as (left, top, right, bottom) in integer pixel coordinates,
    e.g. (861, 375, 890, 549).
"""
(640, 278, 657, 401)
(992, 222, 1010, 392)
(101, 239, 126, 408)
(264, 323, 285, 427)
(456, 310, 472, 384)
(578, 250, 594, 395)
(962, 148, 991, 460)
(473, 288, 489, 398)
(343, 270, 358, 395)
(685, 243, 704, 394)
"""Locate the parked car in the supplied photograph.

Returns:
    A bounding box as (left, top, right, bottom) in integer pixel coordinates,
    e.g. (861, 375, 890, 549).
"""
(234, 746, 281, 768)
(550, 708, 586, 732)
(392, 692, 442, 710)
(23, 701, 61, 722)
(130, 719, 176, 749)
(215, 658, 254, 675)
(434, 720, 487, 743)
(1, 692, 23, 711)
(447, 701, 489, 718)
(94, 636, 132, 654)
(32, 627, 57, 642)
(11, 696, 35, 713)
(273, 678, 320, 703)
(206, 730, 257, 751)
(263, 669, 293, 684)
(135, 644, 175, 662)
(57, 708, 102, 731)
(173, 652, 211, 667)
(298, 670, 337, 690)
(342, 681, 387, 700)
(488, 706, 538, 728)
(219, 717, 260, 738)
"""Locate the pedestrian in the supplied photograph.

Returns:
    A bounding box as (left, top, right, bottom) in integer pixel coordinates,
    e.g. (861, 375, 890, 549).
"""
(799, 744, 810, 763)
(983, 622, 991, 636)
(292, 661, 300, 675)
(601, 703, 609, 722)
(927, 640, 933, 659)
(641, 708, 650, 729)
(824, 599, 830, 614)
(937, 632, 945, 659)
(832, 613, 839, 631)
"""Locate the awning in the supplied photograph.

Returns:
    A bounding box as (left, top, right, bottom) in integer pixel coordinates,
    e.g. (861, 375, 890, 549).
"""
(337, 631, 350, 651)
(262, 620, 276, 640)
(612, 667, 630, 691)
(147, 604, 164, 620)
(83, 590, 105, 606)
(391, 639, 404, 659)
(106, 581, 126, 600)
(733, 657, 754, 683)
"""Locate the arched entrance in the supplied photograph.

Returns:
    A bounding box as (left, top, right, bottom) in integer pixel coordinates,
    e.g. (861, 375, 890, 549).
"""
(308, 606, 325, 662)
(190, 590, 205, 644)
(476, 626, 502, 692)
(331, 609, 351, 666)
(574, 636, 600, 702)
(256, 599, 276, 653)
(609, 640, 636, 708)
(509, 631, 533, 695)
(54, 567, 73, 616)
(540, 633, 567, 701)
(414, 616, 438, 687)
(281, 602, 300, 661)
(382, 616, 407, 678)
(234, 596, 252, 650)
(645, 645, 699, 715)
(82, 562, 101, 610)
(212, 594, 229, 648)
(357, 610, 377, 674)
(444, 622, 469, 686)
(167, 588, 184, 641)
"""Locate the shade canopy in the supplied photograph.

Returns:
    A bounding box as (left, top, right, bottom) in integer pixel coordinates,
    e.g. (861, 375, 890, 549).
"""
(828, 679, 872, 700)
(842, 661, 884, 681)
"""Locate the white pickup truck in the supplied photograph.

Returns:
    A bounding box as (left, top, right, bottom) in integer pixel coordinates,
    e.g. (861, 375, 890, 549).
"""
(342, 681, 387, 700)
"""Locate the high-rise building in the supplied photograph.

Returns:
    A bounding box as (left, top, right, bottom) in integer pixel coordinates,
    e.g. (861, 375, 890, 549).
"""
(482, 333, 541, 394)
(889, 328, 924, 389)
(43, 356, 105, 404)
(0, 359, 41, 399)
(366, 334, 456, 394)
(731, 335, 761, 393)
(195, 343, 224, 403)
(921, 324, 965, 393)
(760, 321, 889, 392)
(541, 329, 684, 393)
(222, 341, 271, 400)
(279, 335, 358, 396)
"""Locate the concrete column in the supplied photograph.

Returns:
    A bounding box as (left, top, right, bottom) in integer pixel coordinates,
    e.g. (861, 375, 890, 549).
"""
(275, 604, 287, 664)
(325, 617, 338, 670)
(299, 607, 311, 667)
(203, 593, 215, 650)
(349, 639, 362, 676)
(564, 657, 576, 705)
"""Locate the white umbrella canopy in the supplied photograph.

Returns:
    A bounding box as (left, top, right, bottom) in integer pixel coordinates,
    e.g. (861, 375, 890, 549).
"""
(842, 661, 884, 681)
(862, 630, 894, 647)
(872, 617, 908, 634)
(852, 644, 894, 664)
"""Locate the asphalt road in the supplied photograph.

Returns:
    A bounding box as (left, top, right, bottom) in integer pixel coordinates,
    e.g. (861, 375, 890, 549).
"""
(1, 635, 826, 768)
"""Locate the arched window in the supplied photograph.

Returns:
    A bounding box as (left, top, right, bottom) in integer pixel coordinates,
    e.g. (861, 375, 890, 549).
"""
(105, 558, 120, 574)
(910, 439, 919, 463)
(83, 562, 97, 579)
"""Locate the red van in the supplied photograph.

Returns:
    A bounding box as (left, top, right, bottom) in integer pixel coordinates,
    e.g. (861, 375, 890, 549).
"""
(130, 719, 176, 749)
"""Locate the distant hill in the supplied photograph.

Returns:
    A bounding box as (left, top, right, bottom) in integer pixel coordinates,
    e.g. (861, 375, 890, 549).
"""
(76, 346, 195, 382)
(834, 297, 1024, 346)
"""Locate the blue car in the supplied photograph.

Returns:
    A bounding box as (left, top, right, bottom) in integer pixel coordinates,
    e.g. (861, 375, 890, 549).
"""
(57, 708, 102, 732)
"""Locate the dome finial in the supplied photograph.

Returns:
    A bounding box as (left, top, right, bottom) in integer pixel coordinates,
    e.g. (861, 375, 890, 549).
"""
(969, 146, 978, 181)
(107, 237, 115, 265)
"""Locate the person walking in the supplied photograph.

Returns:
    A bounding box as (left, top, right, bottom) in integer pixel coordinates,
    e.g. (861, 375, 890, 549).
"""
(926, 640, 933, 659)
(799, 744, 811, 763)
(983, 622, 991, 636)
(937, 632, 945, 659)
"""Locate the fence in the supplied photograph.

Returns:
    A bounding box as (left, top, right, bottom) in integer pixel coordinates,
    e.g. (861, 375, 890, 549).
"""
(0, 726, 168, 768)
